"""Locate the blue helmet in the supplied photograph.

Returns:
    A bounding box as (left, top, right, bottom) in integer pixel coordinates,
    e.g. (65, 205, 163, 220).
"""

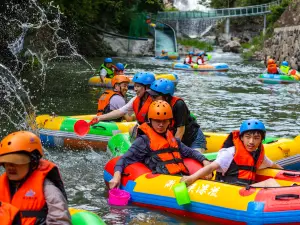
(240, 119, 266, 135)
(189, 51, 194, 55)
(150, 79, 175, 96)
(132, 72, 155, 86)
(115, 63, 124, 71)
(198, 52, 204, 56)
(281, 61, 288, 66)
(104, 58, 113, 63)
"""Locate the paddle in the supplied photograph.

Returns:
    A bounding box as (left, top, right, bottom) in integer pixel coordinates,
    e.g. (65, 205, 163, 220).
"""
(74, 118, 99, 136)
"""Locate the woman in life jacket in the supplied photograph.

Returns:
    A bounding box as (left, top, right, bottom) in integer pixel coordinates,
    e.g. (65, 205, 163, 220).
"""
(108, 100, 211, 189)
(196, 52, 206, 65)
(97, 57, 115, 82)
(181, 119, 283, 187)
(266, 58, 279, 74)
(0, 131, 71, 225)
(114, 62, 125, 75)
(146, 79, 207, 152)
(93, 72, 155, 124)
(279, 61, 290, 75)
(97, 75, 131, 122)
(184, 51, 194, 64)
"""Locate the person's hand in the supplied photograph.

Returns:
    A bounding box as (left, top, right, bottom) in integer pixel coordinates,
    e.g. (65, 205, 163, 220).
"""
(109, 172, 121, 189)
(202, 160, 211, 167)
(180, 175, 196, 186)
(204, 173, 213, 180)
(92, 115, 101, 123)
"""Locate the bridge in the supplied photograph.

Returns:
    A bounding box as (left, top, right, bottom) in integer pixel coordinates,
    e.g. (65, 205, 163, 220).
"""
(156, 0, 280, 38)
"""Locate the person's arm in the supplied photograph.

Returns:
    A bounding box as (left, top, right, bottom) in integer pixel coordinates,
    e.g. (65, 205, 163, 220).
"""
(175, 126, 185, 140)
(259, 155, 283, 170)
(100, 68, 107, 83)
(44, 179, 72, 225)
(179, 140, 208, 165)
(172, 100, 188, 140)
(95, 97, 135, 122)
(180, 161, 220, 186)
(109, 136, 149, 189)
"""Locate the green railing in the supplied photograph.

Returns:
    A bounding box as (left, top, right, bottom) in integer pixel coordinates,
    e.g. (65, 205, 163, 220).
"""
(157, 0, 280, 20)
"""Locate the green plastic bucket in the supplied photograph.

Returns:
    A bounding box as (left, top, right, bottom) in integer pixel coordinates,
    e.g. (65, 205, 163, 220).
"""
(71, 211, 106, 225)
(173, 182, 191, 205)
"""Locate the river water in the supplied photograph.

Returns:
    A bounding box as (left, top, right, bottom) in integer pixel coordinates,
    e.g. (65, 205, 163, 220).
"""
(1, 48, 300, 224)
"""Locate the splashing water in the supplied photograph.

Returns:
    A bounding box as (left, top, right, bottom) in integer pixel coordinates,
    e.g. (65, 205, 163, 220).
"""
(0, 0, 93, 137)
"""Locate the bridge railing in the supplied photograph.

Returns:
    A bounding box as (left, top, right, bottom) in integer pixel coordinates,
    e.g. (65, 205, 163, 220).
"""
(157, 0, 280, 20)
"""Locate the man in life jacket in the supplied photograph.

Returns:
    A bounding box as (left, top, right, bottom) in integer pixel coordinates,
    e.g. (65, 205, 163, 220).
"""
(184, 51, 194, 64)
(180, 119, 283, 187)
(279, 61, 290, 75)
(97, 75, 131, 122)
(0, 131, 71, 225)
(114, 62, 125, 76)
(266, 58, 280, 74)
(97, 57, 115, 83)
(108, 100, 211, 189)
(93, 72, 155, 124)
(160, 50, 168, 57)
(0, 201, 20, 225)
(146, 79, 206, 153)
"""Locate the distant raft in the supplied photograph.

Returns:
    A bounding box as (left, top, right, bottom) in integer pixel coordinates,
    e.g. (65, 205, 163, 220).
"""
(172, 63, 229, 72)
(258, 74, 300, 84)
(155, 52, 180, 60)
(88, 73, 179, 88)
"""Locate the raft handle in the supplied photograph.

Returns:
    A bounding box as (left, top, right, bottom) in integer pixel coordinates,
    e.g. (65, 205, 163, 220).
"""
(122, 173, 130, 177)
(275, 194, 299, 200)
(282, 172, 300, 177)
(91, 125, 106, 130)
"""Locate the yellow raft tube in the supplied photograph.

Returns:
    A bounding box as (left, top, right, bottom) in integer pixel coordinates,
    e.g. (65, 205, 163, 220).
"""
(104, 157, 300, 224)
(88, 73, 179, 88)
(36, 114, 136, 150)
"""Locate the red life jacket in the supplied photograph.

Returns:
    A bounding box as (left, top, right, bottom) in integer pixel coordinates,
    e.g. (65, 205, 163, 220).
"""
(0, 201, 19, 225)
(185, 56, 192, 64)
(97, 90, 122, 116)
(196, 57, 204, 65)
(216, 131, 265, 185)
(0, 159, 67, 225)
(132, 95, 152, 124)
(138, 123, 189, 175)
(267, 63, 278, 74)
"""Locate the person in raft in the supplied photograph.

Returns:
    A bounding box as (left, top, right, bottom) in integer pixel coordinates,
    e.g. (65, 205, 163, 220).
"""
(94, 72, 155, 124)
(114, 62, 125, 75)
(0, 131, 71, 225)
(146, 79, 207, 153)
(180, 119, 283, 187)
(97, 57, 115, 83)
(160, 50, 168, 57)
(184, 51, 194, 64)
(97, 75, 131, 122)
(109, 100, 211, 189)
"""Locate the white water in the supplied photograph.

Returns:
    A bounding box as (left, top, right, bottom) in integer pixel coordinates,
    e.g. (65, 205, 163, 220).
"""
(173, 0, 209, 11)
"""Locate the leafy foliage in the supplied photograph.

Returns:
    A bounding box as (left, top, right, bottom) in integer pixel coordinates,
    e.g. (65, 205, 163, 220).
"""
(177, 38, 214, 52)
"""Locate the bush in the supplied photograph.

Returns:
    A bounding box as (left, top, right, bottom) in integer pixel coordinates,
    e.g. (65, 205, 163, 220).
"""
(177, 38, 214, 51)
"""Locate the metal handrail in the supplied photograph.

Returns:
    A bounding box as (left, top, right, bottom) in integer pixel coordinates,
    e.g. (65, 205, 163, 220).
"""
(157, 0, 280, 20)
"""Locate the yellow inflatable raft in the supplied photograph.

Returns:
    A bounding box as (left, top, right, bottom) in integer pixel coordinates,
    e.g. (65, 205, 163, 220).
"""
(88, 73, 178, 88)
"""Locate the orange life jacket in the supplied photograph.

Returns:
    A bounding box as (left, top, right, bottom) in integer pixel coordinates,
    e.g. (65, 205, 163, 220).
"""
(216, 130, 265, 185)
(97, 90, 122, 116)
(267, 63, 278, 74)
(138, 123, 189, 175)
(0, 201, 19, 225)
(0, 159, 67, 225)
(132, 95, 152, 124)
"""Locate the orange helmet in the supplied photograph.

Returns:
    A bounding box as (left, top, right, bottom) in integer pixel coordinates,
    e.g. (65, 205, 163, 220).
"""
(148, 100, 173, 120)
(268, 59, 275, 65)
(111, 75, 130, 87)
(0, 131, 43, 164)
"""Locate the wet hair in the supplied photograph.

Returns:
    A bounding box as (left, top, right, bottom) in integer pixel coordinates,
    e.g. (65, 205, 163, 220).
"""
(240, 130, 265, 140)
